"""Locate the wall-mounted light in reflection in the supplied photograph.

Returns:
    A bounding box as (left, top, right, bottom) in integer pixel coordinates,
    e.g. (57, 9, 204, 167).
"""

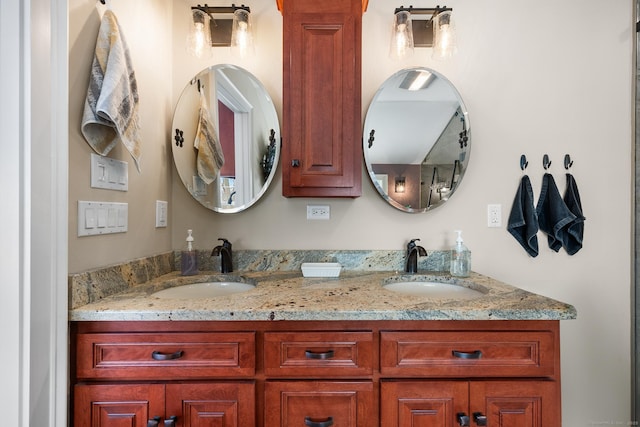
(395, 177, 406, 193)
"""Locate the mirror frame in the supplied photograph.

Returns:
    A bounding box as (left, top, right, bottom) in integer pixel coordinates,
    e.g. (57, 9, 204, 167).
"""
(363, 67, 470, 213)
(171, 64, 280, 213)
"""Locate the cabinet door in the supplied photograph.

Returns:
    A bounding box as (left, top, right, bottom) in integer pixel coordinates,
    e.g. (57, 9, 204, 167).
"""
(470, 381, 559, 427)
(74, 384, 165, 427)
(265, 381, 374, 427)
(165, 382, 255, 427)
(381, 381, 469, 427)
(282, 0, 362, 197)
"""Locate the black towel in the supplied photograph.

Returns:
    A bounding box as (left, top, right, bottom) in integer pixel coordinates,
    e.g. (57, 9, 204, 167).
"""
(507, 175, 539, 257)
(562, 173, 585, 255)
(536, 173, 576, 252)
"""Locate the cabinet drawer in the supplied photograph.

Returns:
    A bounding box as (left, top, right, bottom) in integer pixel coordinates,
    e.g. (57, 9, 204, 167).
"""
(76, 332, 255, 380)
(380, 330, 557, 378)
(265, 381, 375, 427)
(264, 331, 373, 377)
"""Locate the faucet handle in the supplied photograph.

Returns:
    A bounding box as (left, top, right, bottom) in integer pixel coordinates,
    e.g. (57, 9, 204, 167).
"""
(407, 238, 421, 251)
(218, 238, 232, 249)
(407, 238, 427, 256)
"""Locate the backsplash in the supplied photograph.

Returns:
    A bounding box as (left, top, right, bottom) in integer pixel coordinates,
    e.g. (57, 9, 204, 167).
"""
(69, 249, 451, 309)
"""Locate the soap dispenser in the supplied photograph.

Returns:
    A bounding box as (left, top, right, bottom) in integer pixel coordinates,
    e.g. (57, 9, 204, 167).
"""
(181, 229, 198, 276)
(450, 230, 471, 277)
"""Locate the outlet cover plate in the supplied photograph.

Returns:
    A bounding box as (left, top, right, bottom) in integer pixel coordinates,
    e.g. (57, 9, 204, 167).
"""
(487, 204, 502, 228)
(307, 205, 330, 220)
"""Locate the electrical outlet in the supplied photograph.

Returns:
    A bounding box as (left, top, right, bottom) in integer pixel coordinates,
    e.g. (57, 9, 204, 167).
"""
(156, 200, 168, 228)
(307, 205, 330, 220)
(487, 204, 502, 228)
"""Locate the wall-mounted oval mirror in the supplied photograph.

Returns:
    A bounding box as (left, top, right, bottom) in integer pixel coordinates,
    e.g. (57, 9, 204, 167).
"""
(172, 64, 280, 213)
(363, 67, 470, 213)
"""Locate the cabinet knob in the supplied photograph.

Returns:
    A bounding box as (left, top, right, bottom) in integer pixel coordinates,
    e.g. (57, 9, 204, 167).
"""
(452, 350, 482, 359)
(151, 350, 184, 360)
(456, 412, 470, 426)
(147, 416, 161, 427)
(473, 412, 487, 426)
(304, 416, 333, 427)
(292, 159, 300, 167)
(305, 349, 335, 360)
(164, 415, 178, 426)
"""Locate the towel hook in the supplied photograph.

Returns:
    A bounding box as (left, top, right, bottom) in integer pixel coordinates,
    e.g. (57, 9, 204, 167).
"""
(519, 154, 528, 171)
(564, 154, 573, 170)
(543, 154, 552, 170)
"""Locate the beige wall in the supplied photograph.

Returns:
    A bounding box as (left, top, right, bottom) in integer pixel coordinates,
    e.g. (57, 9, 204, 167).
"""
(69, 0, 634, 425)
(68, 0, 173, 273)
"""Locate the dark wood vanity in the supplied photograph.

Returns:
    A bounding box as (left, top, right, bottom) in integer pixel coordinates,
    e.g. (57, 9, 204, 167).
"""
(71, 319, 561, 427)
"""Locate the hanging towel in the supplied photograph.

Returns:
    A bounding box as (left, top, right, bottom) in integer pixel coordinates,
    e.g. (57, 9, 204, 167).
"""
(81, 10, 141, 172)
(562, 173, 585, 255)
(194, 90, 225, 185)
(536, 173, 576, 252)
(507, 175, 539, 257)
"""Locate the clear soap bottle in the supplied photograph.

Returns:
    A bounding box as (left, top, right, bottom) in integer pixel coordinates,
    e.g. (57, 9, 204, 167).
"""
(181, 229, 198, 276)
(450, 230, 471, 277)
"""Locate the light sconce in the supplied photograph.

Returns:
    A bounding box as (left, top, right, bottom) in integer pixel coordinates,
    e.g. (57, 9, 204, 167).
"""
(390, 5, 457, 60)
(187, 4, 254, 59)
(395, 177, 406, 193)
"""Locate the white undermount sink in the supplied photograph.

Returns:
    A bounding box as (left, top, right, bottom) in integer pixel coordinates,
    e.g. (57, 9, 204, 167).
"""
(382, 278, 485, 299)
(152, 280, 255, 299)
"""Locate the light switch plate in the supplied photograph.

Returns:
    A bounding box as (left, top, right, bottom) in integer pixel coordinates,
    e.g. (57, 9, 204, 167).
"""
(90, 153, 128, 191)
(156, 200, 168, 228)
(78, 201, 128, 236)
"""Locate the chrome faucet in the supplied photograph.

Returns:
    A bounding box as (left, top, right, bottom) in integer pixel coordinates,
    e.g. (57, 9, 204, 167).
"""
(405, 238, 427, 273)
(211, 238, 233, 273)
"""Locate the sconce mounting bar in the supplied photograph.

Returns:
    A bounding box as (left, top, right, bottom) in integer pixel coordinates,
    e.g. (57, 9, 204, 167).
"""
(394, 5, 452, 15)
(191, 3, 250, 14)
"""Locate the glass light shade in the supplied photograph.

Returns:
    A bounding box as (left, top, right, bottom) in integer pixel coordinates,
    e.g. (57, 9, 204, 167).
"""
(231, 9, 254, 58)
(389, 10, 414, 60)
(187, 9, 212, 59)
(432, 10, 457, 60)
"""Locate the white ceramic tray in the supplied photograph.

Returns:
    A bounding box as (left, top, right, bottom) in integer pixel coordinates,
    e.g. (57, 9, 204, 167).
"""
(301, 262, 342, 277)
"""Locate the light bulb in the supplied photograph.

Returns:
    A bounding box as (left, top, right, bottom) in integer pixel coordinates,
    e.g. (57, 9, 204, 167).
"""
(187, 9, 212, 59)
(390, 10, 414, 60)
(432, 11, 457, 60)
(231, 9, 254, 58)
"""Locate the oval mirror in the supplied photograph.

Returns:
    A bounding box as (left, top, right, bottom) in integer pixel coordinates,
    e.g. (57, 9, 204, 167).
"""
(363, 67, 470, 213)
(172, 64, 280, 213)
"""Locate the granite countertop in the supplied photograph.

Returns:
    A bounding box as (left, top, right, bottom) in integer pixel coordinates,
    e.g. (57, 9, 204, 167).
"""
(69, 269, 577, 322)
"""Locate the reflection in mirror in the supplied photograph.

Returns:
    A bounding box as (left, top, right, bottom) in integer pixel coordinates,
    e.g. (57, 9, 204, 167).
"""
(363, 67, 470, 213)
(172, 64, 280, 213)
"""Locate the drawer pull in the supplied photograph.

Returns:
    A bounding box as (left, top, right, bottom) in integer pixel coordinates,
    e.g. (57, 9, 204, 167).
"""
(452, 350, 482, 359)
(147, 416, 161, 427)
(164, 415, 177, 426)
(456, 412, 470, 426)
(473, 412, 487, 426)
(151, 350, 184, 361)
(304, 416, 333, 427)
(305, 350, 335, 360)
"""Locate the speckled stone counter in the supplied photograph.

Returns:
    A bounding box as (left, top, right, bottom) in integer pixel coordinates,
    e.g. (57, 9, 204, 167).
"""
(69, 266, 577, 322)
